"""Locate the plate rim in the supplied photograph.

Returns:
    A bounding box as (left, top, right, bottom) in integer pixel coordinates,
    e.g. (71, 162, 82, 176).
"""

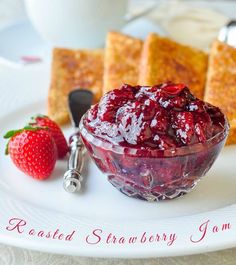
(0, 45, 236, 259)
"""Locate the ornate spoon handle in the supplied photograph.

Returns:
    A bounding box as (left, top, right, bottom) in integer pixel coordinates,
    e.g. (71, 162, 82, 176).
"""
(63, 134, 84, 193)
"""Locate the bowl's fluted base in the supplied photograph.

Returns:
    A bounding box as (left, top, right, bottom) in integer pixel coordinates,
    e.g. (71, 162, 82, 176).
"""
(108, 175, 198, 202)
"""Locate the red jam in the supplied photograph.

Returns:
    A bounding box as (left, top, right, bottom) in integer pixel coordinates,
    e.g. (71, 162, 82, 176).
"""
(80, 84, 229, 201)
(84, 83, 225, 150)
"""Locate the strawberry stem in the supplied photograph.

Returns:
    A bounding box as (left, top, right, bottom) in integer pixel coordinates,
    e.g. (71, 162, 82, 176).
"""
(4, 129, 22, 139)
(5, 142, 9, 155)
(23, 125, 41, 131)
(30, 114, 48, 124)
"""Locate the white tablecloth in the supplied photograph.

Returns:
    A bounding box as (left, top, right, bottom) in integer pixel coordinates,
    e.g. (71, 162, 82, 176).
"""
(1, 244, 236, 265)
(0, 0, 236, 264)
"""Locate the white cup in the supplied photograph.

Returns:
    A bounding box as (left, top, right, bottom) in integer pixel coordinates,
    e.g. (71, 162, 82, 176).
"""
(24, 0, 128, 48)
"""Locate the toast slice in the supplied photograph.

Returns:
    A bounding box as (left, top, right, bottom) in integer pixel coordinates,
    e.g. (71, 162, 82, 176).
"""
(139, 33, 208, 99)
(103, 32, 143, 94)
(48, 48, 104, 125)
(205, 40, 236, 145)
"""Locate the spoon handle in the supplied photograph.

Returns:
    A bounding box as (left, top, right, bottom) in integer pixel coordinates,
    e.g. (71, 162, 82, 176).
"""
(63, 134, 84, 193)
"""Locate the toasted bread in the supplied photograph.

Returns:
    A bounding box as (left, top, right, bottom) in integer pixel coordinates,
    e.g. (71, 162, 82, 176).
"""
(227, 121, 236, 145)
(103, 32, 143, 94)
(205, 40, 236, 145)
(48, 48, 103, 124)
(139, 33, 208, 99)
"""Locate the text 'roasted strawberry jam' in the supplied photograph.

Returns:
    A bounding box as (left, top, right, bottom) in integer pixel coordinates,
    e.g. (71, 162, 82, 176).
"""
(84, 83, 226, 150)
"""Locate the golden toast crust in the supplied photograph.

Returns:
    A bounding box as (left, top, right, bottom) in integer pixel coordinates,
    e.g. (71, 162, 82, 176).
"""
(139, 33, 208, 99)
(205, 40, 236, 145)
(103, 32, 143, 94)
(227, 122, 236, 145)
(48, 48, 103, 124)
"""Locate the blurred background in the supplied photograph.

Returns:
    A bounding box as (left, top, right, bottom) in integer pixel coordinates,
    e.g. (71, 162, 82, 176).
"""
(0, 0, 236, 66)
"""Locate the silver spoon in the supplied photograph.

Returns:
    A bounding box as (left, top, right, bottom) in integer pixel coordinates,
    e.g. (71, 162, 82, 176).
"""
(63, 89, 93, 193)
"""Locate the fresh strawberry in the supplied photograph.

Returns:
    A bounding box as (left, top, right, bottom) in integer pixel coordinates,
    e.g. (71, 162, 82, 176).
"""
(29, 114, 68, 158)
(4, 126, 57, 180)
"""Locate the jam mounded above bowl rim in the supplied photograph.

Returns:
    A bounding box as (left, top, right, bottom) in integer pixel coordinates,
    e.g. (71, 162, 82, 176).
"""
(79, 112, 230, 158)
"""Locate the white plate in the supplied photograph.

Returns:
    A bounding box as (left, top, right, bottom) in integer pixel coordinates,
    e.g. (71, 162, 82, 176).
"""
(0, 64, 236, 258)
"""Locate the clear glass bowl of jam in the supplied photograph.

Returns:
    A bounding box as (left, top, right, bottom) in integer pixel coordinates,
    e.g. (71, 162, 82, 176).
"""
(79, 84, 229, 201)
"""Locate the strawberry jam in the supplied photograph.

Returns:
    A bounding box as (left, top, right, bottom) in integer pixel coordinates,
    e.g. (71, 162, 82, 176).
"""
(80, 83, 229, 201)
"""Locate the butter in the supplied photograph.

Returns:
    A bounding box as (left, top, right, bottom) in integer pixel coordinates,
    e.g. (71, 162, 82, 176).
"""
(148, 2, 228, 51)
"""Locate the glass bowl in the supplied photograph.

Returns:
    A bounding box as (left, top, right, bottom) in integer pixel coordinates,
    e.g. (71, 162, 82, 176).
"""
(79, 113, 229, 202)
